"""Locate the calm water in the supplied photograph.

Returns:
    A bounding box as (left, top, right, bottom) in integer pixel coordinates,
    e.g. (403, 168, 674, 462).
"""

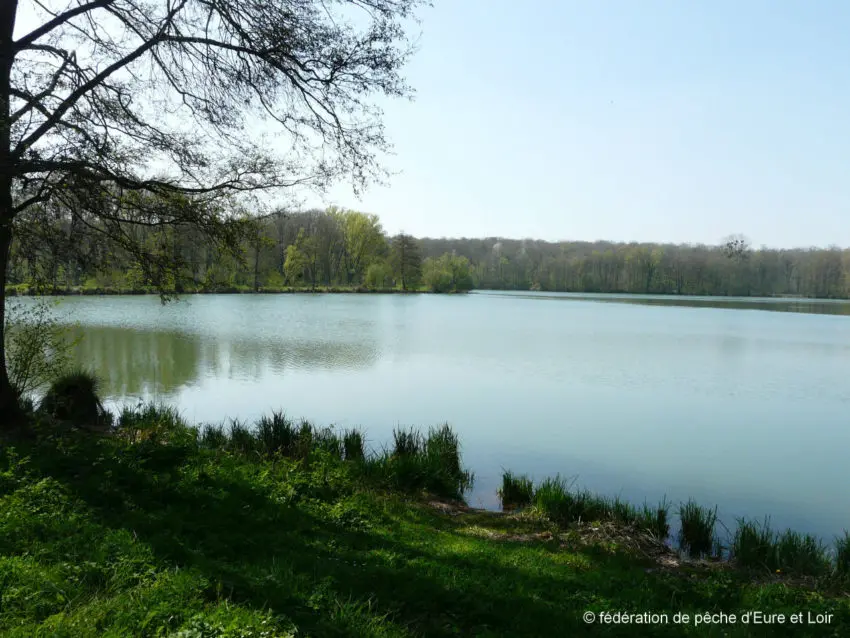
(33, 292, 850, 540)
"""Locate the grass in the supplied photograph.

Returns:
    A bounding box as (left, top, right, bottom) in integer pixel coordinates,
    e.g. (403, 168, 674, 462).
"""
(529, 476, 672, 544)
(3, 392, 850, 635)
(837, 532, 850, 578)
(678, 500, 718, 558)
(498, 470, 534, 510)
(732, 517, 832, 577)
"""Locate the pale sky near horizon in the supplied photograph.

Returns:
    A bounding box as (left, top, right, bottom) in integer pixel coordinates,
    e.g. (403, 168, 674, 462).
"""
(315, 1, 850, 248)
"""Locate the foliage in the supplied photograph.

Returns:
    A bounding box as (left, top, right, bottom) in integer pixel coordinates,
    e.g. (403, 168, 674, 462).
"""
(37, 370, 112, 430)
(422, 253, 474, 293)
(365, 260, 394, 289)
(0, 0, 425, 416)
(389, 233, 422, 291)
(3, 299, 76, 400)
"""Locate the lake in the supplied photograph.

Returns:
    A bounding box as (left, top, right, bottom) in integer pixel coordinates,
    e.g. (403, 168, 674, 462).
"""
(29, 291, 850, 541)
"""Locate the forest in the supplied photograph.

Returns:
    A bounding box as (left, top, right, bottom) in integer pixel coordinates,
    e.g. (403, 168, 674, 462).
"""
(6, 204, 849, 298)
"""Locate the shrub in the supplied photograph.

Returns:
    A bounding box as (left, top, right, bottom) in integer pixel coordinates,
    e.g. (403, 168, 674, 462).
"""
(5, 298, 77, 400)
(37, 370, 112, 430)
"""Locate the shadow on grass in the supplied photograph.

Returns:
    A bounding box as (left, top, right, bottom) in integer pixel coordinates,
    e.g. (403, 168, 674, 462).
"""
(5, 435, 846, 637)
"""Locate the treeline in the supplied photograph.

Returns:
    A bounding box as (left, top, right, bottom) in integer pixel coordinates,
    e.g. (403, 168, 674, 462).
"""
(6, 205, 850, 298)
(6, 206, 473, 294)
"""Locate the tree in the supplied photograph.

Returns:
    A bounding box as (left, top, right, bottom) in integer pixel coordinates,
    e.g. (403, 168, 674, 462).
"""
(0, 0, 423, 419)
(389, 232, 421, 290)
(340, 210, 386, 284)
(422, 252, 473, 293)
(365, 260, 393, 289)
(283, 228, 309, 287)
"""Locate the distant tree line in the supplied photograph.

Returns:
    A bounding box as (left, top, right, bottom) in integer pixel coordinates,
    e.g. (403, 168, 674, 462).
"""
(6, 205, 471, 294)
(6, 206, 849, 298)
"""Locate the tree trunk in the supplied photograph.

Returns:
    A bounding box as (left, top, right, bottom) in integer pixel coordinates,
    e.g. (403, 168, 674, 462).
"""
(1, 1, 24, 424)
(0, 207, 21, 424)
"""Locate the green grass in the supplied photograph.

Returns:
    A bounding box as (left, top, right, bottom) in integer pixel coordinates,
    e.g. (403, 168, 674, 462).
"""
(732, 518, 832, 577)
(255, 410, 298, 456)
(529, 477, 671, 543)
(498, 470, 534, 510)
(678, 500, 718, 559)
(2, 406, 850, 636)
(638, 498, 671, 541)
(732, 517, 777, 570)
(342, 429, 366, 462)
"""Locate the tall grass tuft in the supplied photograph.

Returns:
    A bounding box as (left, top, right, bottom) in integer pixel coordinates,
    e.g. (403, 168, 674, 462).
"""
(835, 532, 850, 578)
(342, 429, 366, 462)
(295, 419, 314, 459)
(255, 411, 297, 457)
(732, 518, 831, 576)
(638, 498, 671, 541)
(498, 470, 534, 510)
(532, 475, 576, 524)
(117, 403, 187, 443)
(732, 517, 776, 570)
(392, 428, 423, 457)
(678, 500, 717, 558)
(606, 496, 638, 526)
(200, 423, 228, 449)
(228, 419, 256, 455)
(775, 530, 830, 576)
(358, 424, 473, 499)
(313, 426, 343, 460)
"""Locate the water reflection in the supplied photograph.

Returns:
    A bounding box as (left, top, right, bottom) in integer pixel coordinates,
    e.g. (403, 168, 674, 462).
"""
(68, 326, 200, 397)
(67, 325, 380, 400)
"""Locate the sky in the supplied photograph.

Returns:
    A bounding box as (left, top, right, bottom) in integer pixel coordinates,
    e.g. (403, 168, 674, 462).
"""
(12, 1, 850, 248)
(312, 0, 850, 248)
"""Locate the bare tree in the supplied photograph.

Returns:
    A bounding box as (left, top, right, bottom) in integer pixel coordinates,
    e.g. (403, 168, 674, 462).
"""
(0, 0, 424, 420)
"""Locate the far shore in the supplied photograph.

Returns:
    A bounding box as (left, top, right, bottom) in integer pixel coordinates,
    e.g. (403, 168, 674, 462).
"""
(5, 285, 472, 297)
(6, 285, 848, 301)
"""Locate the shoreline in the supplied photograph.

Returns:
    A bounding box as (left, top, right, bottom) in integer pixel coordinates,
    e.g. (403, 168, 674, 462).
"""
(2, 398, 849, 634)
(6, 285, 847, 301)
(5, 286, 471, 296)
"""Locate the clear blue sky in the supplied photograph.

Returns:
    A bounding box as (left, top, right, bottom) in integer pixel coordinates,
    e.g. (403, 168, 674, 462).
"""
(315, 0, 850, 248)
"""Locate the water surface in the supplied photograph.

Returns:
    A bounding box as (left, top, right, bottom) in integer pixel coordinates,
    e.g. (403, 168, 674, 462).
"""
(36, 291, 850, 541)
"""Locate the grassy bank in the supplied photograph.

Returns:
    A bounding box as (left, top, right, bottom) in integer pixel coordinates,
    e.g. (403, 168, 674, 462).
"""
(1, 401, 849, 636)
